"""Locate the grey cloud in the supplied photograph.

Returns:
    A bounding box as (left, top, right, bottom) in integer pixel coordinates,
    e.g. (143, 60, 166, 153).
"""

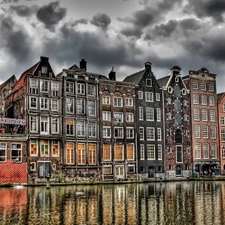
(9, 5, 38, 17)
(36, 1, 67, 31)
(91, 13, 111, 30)
(185, 0, 225, 23)
(72, 18, 88, 26)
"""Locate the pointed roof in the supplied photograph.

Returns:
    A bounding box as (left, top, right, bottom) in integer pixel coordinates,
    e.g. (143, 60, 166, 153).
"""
(0, 75, 17, 92)
(123, 70, 145, 84)
(157, 75, 170, 88)
(217, 92, 225, 103)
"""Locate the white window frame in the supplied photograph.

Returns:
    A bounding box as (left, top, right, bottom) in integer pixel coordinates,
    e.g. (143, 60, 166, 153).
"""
(40, 116, 49, 135)
(77, 83, 85, 95)
(103, 127, 111, 138)
(114, 127, 124, 138)
(114, 112, 123, 123)
(114, 98, 123, 107)
(125, 98, 133, 106)
(126, 127, 134, 139)
(145, 92, 153, 102)
(146, 127, 155, 140)
(30, 96, 37, 109)
(126, 113, 134, 122)
(103, 111, 111, 121)
(40, 97, 49, 110)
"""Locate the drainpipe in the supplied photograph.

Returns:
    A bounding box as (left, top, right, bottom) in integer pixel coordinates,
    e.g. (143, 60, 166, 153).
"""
(135, 133, 138, 181)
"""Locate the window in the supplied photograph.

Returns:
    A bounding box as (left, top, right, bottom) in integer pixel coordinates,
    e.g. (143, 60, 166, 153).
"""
(126, 113, 134, 122)
(66, 97, 74, 113)
(40, 140, 49, 156)
(192, 82, 198, 90)
(139, 107, 143, 120)
(127, 144, 134, 160)
(156, 93, 160, 101)
(195, 143, 201, 159)
(66, 82, 74, 94)
(194, 108, 200, 121)
(126, 127, 134, 138)
(210, 110, 215, 122)
(114, 98, 123, 107)
(208, 84, 214, 92)
(102, 96, 110, 105)
(145, 92, 153, 102)
(30, 97, 37, 109)
(77, 121, 85, 137)
(41, 66, 47, 74)
(222, 146, 225, 158)
(156, 108, 161, 122)
(77, 143, 85, 165)
(66, 119, 74, 135)
(157, 128, 161, 140)
(175, 129, 182, 143)
(146, 127, 155, 140)
(77, 99, 85, 114)
(202, 109, 208, 121)
(158, 145, 162, 160)
(77, 83, 85, 95)
(125, 98, 133, 106)
(30, 78, 38, 94)
(221, 117, 225, 125)
(138, 91, 143, 99)
(103, 144, 111, 161)
(41, 80, 49, 92)
(221, 129, 225, 142)
(30, 116, 37, 132)
(147, 145, 155, 160)
(103, 127, 111, 138)
(140, 144, 144, 160)
(139, 127, 144, 140)
(103, 111, 111, 121)
(30, 140, 38, 156)
(0, 143, 6, 162)
(52, 118, 59, 133)
(209, 96, 215, 106)
(88, 144, 96, 165)
(40, 97, 49, 110)
(88, 122, 96, 137)
(210, 126, 216, 139)
(127, 165, 135, 173)
(114, 127, 124, 138)
(193, 94, 199, 104)
(88, 100, 96, 116)
(194, 125, 200, 138)
(52, 81, 59, 96)
(175, 114, 182, 126)
(174, 86, 181, 97)
(203, 144, 209, 159)
(114, 112, 123, 123)
(11, 143, 22, 162)
(52, 141, 59, 156)
(174, 99, 181, 112)
(114, 144, 123, 160)
(88, 85, 95, 96)
(146, 79, 152, 87)
(176, 146, 182, 163)
(202, 125, 208, 138)
(211, 144, 217, 159)
(52, 99, 59, 111)
(201, 95, 207, 105)
(200, 83, 206, 91)
(66, 143, 74, 164)
(40, 116, 49, 134)
(146, 107, 154, 121)
(103, 166, 112, 174)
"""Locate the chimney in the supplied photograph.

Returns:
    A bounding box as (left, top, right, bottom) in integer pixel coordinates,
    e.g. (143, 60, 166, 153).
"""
(40, 56, 49, 63)
(109, 67, 116, 81)
(144, 62, 152, 71)
(170, 65, 181, 76)
(80, 59, 87, 71)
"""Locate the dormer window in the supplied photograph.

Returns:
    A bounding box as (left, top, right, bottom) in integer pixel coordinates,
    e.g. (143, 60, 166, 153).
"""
(146, 79, 152, 87)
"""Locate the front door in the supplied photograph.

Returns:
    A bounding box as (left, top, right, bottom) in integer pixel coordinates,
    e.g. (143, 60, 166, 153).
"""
(115, 166, 124, 179)
(38, 162, 51, 178)
(176, 165, 182, 176)
(148, 167, 155, 178)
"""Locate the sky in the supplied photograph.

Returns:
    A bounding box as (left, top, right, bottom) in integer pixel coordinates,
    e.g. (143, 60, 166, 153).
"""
(1, 0, 225, 93)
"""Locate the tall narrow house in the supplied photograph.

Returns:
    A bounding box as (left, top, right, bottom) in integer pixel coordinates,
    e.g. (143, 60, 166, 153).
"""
(124, 62, 164, 180)
(158, 66, 191, 179)
(185, 68, 220, 174)
(4, 56, 63, 182)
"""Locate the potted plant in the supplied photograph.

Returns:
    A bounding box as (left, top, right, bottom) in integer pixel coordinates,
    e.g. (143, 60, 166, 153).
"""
(0, 127, 5, 134)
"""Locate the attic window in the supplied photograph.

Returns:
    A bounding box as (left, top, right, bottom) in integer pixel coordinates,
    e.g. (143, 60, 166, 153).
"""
(202, 73, 205, 78)
(41, 66, 47, 74)
(89, 77, 95, 81)
(146, 79, 152, 87)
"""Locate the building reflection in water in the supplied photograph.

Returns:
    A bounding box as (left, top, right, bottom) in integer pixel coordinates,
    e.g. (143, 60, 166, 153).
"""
(1, 182, 225, 224)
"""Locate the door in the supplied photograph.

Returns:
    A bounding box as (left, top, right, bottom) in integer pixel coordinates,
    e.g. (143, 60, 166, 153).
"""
(176, 165, 182, 176)
(148, 166, 155, 178)
(38, 162, 51, 178)
(115, 166, 124, 179)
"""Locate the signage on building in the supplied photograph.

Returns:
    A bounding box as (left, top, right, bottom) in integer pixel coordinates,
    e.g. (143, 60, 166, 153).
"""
(0, 118, 26, 125)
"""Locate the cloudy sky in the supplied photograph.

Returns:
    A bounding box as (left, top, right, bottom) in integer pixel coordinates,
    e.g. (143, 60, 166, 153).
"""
(1, 0, 225, 92)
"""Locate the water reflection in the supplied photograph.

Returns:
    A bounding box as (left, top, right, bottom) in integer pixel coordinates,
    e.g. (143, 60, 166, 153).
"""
(0, 182, 225, 224)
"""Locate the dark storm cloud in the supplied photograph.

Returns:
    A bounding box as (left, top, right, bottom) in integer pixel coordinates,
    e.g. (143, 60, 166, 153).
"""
(72, 18, 88, 26)
(185, 0, 225, 23)
(0, 15, 33, 62)
(90, 13, 111, 30)
(9, 4, 38, 17)
(36, 1, 66, 30)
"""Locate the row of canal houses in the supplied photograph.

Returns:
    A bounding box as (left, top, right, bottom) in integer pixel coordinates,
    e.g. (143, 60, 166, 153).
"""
(0, 56, 223, 184)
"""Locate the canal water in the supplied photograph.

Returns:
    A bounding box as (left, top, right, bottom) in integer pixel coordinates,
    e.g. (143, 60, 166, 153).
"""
(0, 181, 224, 225)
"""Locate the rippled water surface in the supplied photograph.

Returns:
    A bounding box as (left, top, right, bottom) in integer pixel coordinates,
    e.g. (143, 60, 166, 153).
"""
(0, 181, 225, 224)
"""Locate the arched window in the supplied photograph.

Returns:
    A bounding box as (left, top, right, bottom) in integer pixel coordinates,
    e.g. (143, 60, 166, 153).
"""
(174, 86, 181, 97)
(175, 129, 182, 143)
(175, 114, 182, 126)
(174, 99, 181, 112)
